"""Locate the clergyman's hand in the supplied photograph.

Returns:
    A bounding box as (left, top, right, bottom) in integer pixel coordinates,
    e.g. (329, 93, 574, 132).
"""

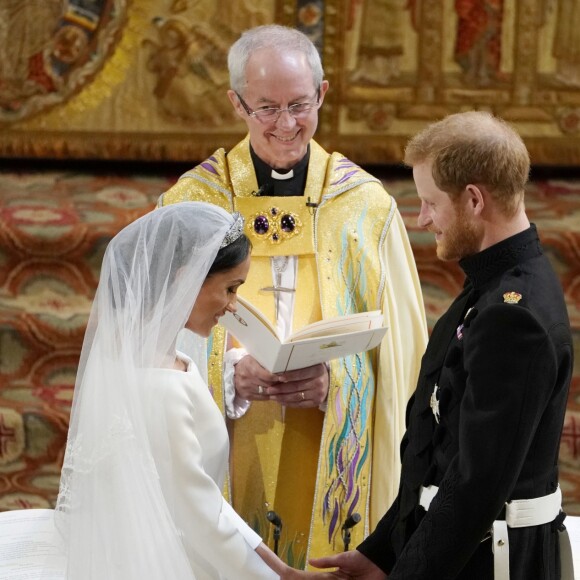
(309, 551, 387, 579)
(267, 363, 329, 408)
(233, 355, 280, 401)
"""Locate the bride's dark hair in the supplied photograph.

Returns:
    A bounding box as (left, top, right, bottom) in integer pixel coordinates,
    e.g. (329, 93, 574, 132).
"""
(208, 234, 251, 276)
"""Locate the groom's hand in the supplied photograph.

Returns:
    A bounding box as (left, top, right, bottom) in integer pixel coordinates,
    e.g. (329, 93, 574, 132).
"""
(309, 551, 387, 579)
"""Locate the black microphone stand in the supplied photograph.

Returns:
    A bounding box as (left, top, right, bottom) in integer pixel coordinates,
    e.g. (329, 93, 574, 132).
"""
(266, 510, 283, 556)
(341, 513, 361, 551)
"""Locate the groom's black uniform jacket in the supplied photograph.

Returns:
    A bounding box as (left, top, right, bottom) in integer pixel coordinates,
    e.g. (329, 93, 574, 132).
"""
(359, 225, 573, 579)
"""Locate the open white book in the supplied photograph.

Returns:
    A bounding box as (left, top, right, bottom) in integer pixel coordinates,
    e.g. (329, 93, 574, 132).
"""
(221, 296, 387, 373)
(0, 509, 65, 579)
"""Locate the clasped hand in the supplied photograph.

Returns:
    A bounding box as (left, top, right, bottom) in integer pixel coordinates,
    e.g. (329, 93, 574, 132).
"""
(234, 355, 329, 407)
(279, 551, 387, 578)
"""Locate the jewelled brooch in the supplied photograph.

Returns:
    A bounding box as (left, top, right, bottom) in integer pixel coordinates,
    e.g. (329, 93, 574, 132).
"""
(248, 206, 302, 244)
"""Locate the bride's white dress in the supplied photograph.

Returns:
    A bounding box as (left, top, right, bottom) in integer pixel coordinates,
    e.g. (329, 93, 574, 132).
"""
(141, 353, 278, 580)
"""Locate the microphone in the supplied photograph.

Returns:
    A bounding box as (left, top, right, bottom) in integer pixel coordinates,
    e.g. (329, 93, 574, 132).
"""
(341, 513, 361, 530)
(255, 183, 274, 196)
(306, 196, 318, 214)
(341, 512, 361, 551)
(266, 510, 282, 527)
(266, 510, 283, 555)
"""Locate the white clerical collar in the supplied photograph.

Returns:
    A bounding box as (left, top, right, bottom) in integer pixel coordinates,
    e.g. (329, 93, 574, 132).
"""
(271, 168, 294, 180)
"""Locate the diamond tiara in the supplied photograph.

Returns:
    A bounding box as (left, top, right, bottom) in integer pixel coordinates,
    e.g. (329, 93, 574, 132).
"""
(220, 212, 245, 248)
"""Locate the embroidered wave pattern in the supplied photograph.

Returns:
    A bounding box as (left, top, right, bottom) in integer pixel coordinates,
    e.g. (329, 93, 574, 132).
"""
(330, 158, 362, 187)
(323, 211, 376, 543)
(199, 156, 220, 177)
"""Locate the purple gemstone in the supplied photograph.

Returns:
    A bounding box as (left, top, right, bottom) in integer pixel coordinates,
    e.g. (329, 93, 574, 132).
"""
(272, 233, 279, 241)
(271, 207, 278, 216)
(280, 214, 296, 233)
(254, 215, 269, 234)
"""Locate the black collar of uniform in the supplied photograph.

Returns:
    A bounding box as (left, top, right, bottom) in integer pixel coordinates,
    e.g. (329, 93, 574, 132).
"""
(459, 224, 542, 289)
(250, 144, 310, 197)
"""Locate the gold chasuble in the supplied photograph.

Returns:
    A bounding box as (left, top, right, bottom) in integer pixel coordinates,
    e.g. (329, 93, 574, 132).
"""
(160, 137, 398, 567)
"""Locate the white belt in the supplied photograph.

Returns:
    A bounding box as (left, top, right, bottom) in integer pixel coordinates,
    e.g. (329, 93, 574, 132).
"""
(418, 485, 569, 580)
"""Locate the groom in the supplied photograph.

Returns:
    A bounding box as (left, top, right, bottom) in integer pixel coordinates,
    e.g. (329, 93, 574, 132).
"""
(310, 112, 574, 579)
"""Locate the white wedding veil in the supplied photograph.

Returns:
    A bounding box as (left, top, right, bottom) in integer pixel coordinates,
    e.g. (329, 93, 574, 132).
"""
(54, 202, 243, 579)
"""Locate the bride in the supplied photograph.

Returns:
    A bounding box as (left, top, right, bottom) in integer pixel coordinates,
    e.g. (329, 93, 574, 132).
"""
(54, 202, 319, 579)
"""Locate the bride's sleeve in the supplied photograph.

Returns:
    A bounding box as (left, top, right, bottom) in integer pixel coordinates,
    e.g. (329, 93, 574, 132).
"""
(158, 373, 279, 580)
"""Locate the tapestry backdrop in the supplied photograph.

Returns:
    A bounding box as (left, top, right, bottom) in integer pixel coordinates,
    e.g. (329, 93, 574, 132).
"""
(1, 0, 580, 164)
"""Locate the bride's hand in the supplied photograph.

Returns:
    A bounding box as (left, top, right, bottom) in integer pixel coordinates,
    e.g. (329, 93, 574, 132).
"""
(280, 566, 344, 579)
